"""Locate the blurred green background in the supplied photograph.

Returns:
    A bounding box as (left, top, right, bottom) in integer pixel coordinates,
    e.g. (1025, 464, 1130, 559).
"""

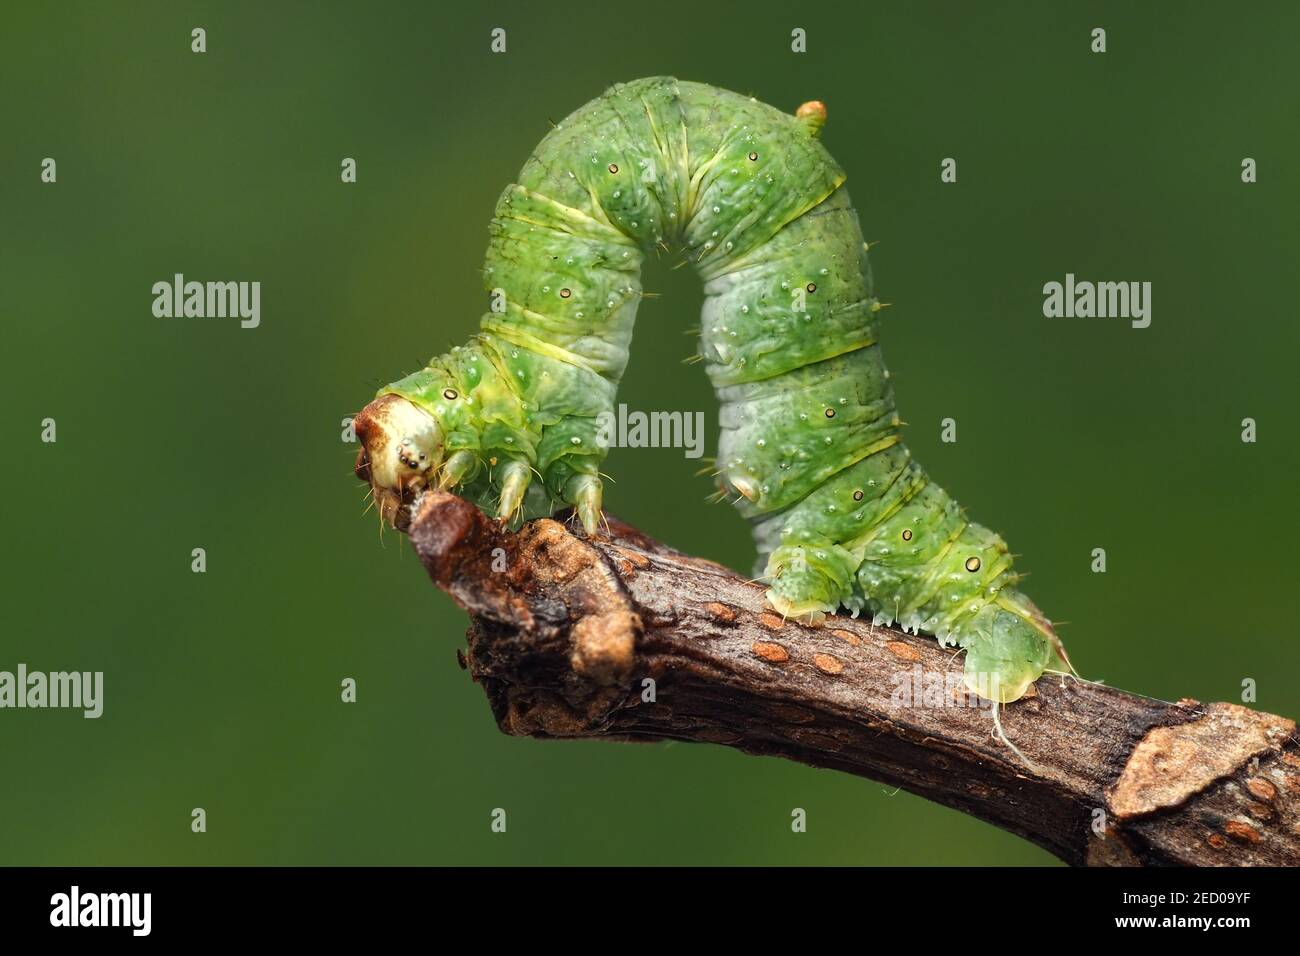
(3, 1, 1297, 866)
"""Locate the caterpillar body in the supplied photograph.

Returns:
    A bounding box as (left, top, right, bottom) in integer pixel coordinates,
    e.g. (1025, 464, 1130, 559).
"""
(354, 77, 1069, 706)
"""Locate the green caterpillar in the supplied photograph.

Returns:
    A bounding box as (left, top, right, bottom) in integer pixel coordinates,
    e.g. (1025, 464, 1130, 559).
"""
(353, 77, 1070, 710)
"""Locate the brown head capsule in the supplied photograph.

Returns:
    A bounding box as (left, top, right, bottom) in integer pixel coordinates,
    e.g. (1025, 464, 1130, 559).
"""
(353, 393, 444, 532)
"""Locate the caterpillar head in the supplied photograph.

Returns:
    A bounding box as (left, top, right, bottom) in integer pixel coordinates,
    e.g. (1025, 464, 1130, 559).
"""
(354, 393, 444, 531)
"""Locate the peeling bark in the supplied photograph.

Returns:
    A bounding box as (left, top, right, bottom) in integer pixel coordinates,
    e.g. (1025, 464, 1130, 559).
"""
(407, 491, 1300, 866)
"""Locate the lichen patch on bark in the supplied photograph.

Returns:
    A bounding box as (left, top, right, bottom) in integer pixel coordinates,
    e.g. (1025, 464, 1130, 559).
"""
(1107, 702, 1296, 820)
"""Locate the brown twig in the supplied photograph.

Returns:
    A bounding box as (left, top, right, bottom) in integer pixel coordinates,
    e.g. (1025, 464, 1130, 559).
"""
(407, 491, 1300, 866)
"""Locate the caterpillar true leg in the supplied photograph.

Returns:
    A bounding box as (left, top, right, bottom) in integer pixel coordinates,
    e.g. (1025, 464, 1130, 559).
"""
(437, 450, 480, 490)
(563, 473, 604, 536)
(495, 459, 532, 523)
(354, 78, 1070, 704)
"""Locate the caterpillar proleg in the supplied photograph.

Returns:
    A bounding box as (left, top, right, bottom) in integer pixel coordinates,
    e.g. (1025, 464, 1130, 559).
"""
(353, 78, 1069, 705)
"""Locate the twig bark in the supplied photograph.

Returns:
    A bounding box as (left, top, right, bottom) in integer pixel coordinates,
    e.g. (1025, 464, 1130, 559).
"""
(408, 491, 1300, 866)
